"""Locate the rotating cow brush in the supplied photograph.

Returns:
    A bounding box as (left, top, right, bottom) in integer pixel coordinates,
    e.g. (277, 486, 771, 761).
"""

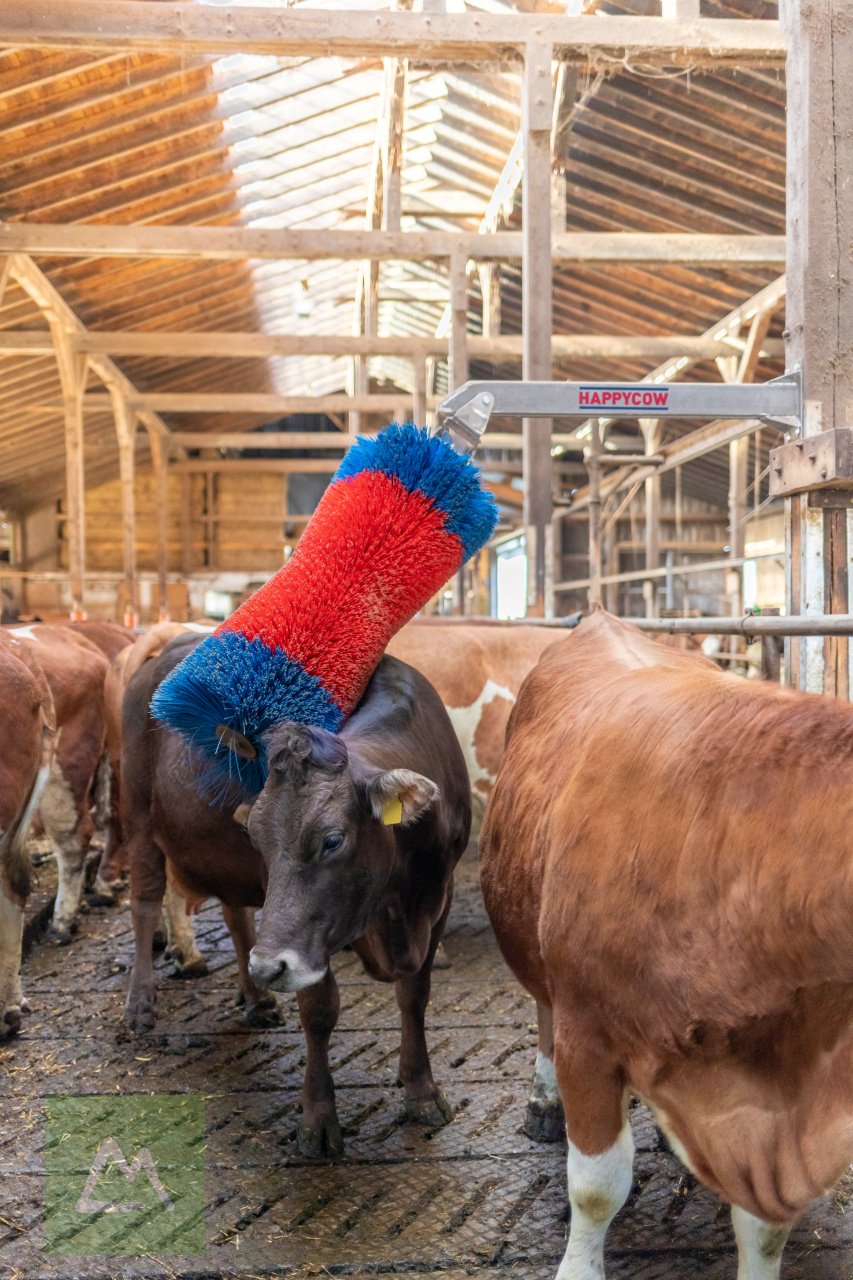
(151, 423, 498, 797)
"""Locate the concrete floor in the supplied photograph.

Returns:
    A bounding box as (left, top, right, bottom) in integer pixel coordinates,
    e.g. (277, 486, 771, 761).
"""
(1, 847, 852, 1280)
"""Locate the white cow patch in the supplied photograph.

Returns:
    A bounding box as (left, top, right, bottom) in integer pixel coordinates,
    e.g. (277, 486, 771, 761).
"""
(731, 1204, 790, 1279)
(445, 677, 514, 799)
(8, 626, 40, 642)
(557, 1117, 634, 1280)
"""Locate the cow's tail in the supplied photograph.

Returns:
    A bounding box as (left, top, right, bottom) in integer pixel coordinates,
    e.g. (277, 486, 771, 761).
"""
(2, 758, 52, 902)
(93, 750, 112, 833)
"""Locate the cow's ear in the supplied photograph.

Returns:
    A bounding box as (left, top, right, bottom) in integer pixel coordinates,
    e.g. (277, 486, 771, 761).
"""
(362, 768, 439, 827)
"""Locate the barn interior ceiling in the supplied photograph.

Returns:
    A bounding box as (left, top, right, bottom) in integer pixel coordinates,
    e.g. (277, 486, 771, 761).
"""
(0, 0, 783, 518)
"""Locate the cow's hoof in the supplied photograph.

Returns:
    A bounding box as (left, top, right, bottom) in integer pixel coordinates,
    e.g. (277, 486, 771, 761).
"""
(86, 889, 117, 908)
(125, 997, 156, 1035)
(171, 957, 209, 980)
(46, 922, 74, 946)
(405, 1088, 453, 1128)
(432, 942, 452, 970)
(523, 1099, 565, 1143)
(243, 994, 281, 1028)
(297, 1112, 344, 1160)
(1, 1007, 22, 1039)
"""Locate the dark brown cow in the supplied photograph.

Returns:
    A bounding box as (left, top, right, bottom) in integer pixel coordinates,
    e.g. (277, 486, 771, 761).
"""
(8, 625, 108, 941)
(122, 635, 470, 1156)
(0, 633, 54, 1036)
(481, 609, 853, 1280)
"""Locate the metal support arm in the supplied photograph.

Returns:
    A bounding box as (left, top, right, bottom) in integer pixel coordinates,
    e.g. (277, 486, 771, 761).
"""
(437, 373, 801, 453)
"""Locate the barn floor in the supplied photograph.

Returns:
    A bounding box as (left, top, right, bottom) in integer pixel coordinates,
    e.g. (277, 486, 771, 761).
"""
(2, 846, 852, 1280)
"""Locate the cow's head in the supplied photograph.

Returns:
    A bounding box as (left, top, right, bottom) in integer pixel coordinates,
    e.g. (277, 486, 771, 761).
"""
(246, 722, 439, 991)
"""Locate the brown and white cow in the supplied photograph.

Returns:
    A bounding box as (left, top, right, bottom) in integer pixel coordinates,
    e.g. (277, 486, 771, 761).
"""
(8, 624, 109, 942)
(390, 619, 560, 817)
(123, 635, 470, 1156)
(481, 608, 853, 1280)
(0, 633, 54, 1036)
(101, 622, 209, 974)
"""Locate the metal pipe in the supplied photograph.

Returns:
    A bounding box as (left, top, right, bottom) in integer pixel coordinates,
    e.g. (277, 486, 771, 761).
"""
(553, 551, 781, 592)
(624, 615, 853, 638)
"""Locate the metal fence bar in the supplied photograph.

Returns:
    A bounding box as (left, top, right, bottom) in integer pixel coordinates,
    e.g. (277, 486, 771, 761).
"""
(626, 615, 853, 638)
(553, 551, 781, 593)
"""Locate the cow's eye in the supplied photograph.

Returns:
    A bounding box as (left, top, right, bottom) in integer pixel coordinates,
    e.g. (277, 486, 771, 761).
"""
(320, 832, 345, 857)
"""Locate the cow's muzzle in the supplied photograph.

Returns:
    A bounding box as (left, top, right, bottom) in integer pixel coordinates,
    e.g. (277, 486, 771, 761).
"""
(248, 946, 327, 992)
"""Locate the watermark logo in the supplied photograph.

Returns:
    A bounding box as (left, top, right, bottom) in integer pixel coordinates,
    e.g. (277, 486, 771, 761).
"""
(44, 1095, 204, 1256)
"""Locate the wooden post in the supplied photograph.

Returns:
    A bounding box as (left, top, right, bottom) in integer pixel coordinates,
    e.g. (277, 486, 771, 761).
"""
(50, 322, 87, 618)
(478, 264, 501, 339)
(782, 1, 853, 695)
(180, 474, 193, 579)
(728, 434, 749, 617)
(448, 253, 469, 394)
(413, 358, 427, 428)
(522, 42, 554, 616)
(109, 387, 138, 627)
(145, 425, 170, 620)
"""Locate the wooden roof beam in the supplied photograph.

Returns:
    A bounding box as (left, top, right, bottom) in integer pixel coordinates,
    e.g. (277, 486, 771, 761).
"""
(1, 4, 785, 66)
(0, 224, 787, 264)
(0, 330, 784, 361)
(79, 392, 438, 415)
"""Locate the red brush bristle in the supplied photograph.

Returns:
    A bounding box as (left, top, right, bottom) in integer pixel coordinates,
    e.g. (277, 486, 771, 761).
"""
(220, 471, 463, 713)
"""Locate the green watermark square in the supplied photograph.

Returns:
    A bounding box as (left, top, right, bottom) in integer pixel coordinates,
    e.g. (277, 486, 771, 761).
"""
(44, 1094, 205, 1257)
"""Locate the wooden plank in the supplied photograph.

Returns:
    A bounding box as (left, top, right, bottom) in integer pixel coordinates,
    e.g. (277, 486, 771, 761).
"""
(11, 331, 783, 361)
(87, 392, 427, 415)
(146, 427, 169, 618)
(109, 389, 138, 625)
(823, 506, 849, 698)
(170, 431, 357, 452)
(448, 253, 469, 392)
(0, 5, 785, 65)
(782, 1, 853, 694)
(50, 324, 88, 618)
(173, 459, 342, 475)
(522, 42, 553, 616)
(0, 222, 787, 264)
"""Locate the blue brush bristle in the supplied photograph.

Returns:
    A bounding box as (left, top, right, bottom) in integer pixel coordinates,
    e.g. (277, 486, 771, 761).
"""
(151, 631, 343, 799)
(333, 424, 498, 559)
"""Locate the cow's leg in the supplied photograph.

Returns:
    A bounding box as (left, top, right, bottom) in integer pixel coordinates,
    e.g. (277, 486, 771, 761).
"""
(0, 888, 25, 1039)
(41, 764, 93, 944)
(525, 1000, 565, 1142)
(220, 904, 280, 1027)
(553, 1020, 633, 1280)
(162, 883, 208, 978)
(125, 835, 167, 1034)
(296, 968, 343, 1158)
(731, 1205, 791, 1280)
(396, 900, 453, 1128)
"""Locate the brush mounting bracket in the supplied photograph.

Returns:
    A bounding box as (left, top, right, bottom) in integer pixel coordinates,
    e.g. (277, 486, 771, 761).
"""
(436, 372, 802, 455)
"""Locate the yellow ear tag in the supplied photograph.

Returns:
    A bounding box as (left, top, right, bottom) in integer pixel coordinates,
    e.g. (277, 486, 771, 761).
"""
(382, 794, 403, 826)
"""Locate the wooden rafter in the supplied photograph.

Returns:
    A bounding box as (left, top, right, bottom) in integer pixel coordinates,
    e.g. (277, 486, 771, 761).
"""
(1, 5, 785, 67)
(0, 223, 787, 265)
